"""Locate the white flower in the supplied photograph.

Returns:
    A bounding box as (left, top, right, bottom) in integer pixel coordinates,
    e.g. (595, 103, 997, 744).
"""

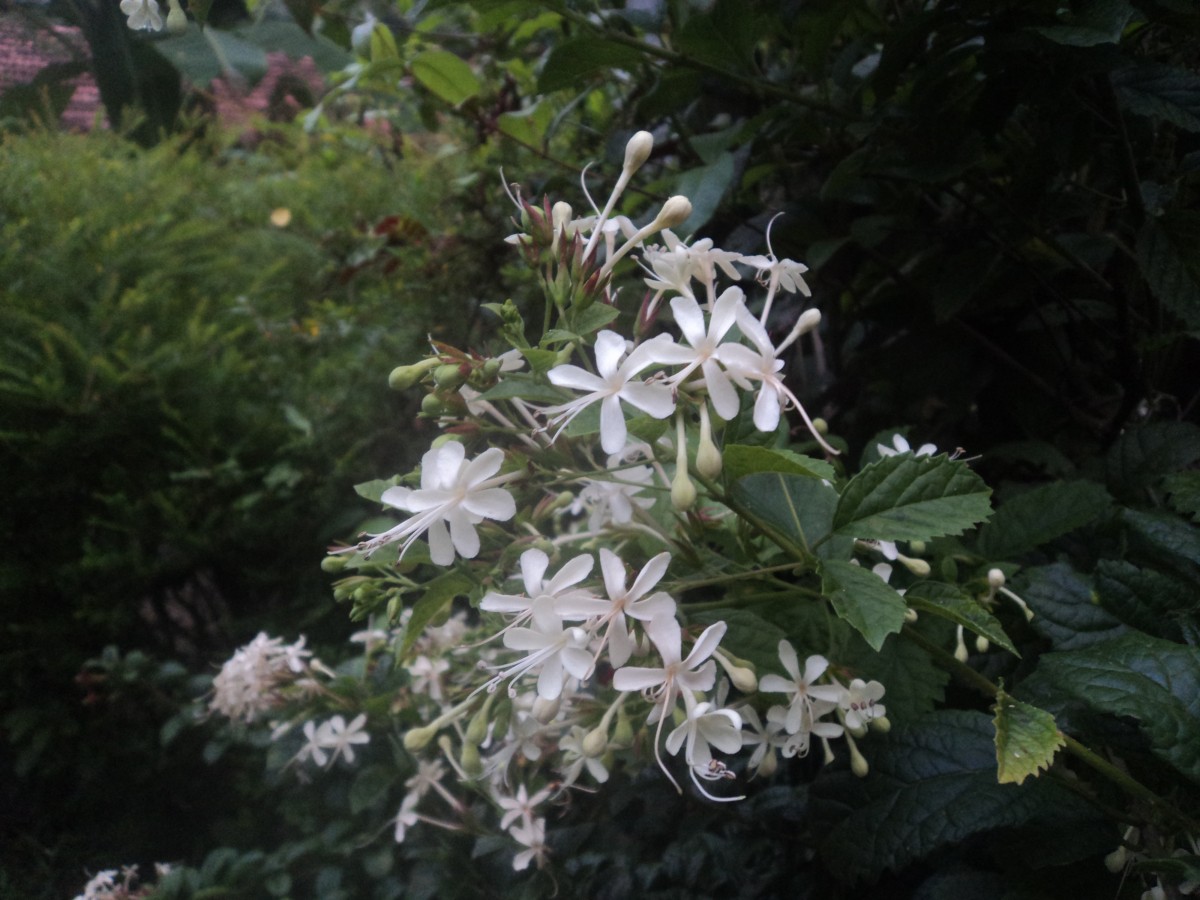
(641, 230, 744, 304)
(665, 701, 743, 769)
(355, 441, 517, 563)
(877, 433, 937, 457)
(496, 782, 552, 831)
(545, 330, 677, 454)
(612, 614, 725, 723)
(559, 725, 610, 786)
(121, 0, 163, 31)
(758, 642, 844, 736)
(570, 462, 657, 531)
(739, 705, 788, 778)
(840, 678, 887, 730)
(566, 548, 676, 668)
(406, 655, 450, 702)
(509, 816, 548, 871)
(300, 713, 370, 767)
(480, 548, 601, 622)
(494, 597, 594, 700)
(73, 869, 118, 900)
(393, 794, 420, 843)
(209, 632, 315, 722)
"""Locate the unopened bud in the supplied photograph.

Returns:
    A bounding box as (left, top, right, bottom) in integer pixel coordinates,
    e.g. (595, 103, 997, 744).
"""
(532, 696, 560, 724)
(166, 0, 187, 33)
(975, 635, 990, 654)
(848, 739, 870, 778)
(582, 725, 609, 758)
(433, 364, 467, 390)
(320, 555, 346, 574)
(671, 468, 697, 511)
(988, 568, 1006, 589)
(756, 750, 778, 778)
(656, 195, 692, 230)
(898, 554, 931, 577)
(1103, 846, 1127, 873)
(871, 715, 891, 733)
(388, 359, 437, 391)
(460, 740, 483, 777)
(623, 131, 654, 173)
(420, 393, 448, 416)
(611, 708, 634, 748)
(465, 699, 491, 746)
(954, 626, 969, 662)
(695, 403, 722, 478)
(812, 417, 829, 435)
(403, 722, 440, 752)
(714, 649, 757, 693)
(903, 607, 919, 623)
(908, 540, 927, 555)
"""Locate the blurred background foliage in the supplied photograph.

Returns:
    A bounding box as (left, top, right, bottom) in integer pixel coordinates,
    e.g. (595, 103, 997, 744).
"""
(1, 0, 1198, 896)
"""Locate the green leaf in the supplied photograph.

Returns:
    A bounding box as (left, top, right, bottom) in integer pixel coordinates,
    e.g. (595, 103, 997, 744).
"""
(567, 302, 621, 336)
(1164, 471, 1200, 522)
(833, 454, 993, 542)
(411, 50, 482, 107)
(1030, 0, 1135, 46)
(349, 764, 395, 814)
(1120, 508, 1200, 580)
(1021, 562, 1128, 651)
(811, 710, 1099, 883)
(731, 473, 841, 558)
(241, 19, 351, 72)
(399, 571, 473, 659)
(904, 581, 1018, 656)
(353, 477, 402, 504)
(674, 152, 738, 234)
(538, 37, 645, 93)
(839, 622, 948, 721)
(157, 27, 268, 87)
(1114, 64, 1200, 133)
(1106, 421, 1200, 498)
(1020, 632, 1200, 783)
(976, 480, 1112, 560)
(722, 444, 836, 482)
(1137, 215, 1200, 329)
(818, 559, 907, 651)
(993, 688, 1065, 785)
(477, 373, 567, 405)
(497, 103, 554, 148)
(1095, 560, 1196, 643)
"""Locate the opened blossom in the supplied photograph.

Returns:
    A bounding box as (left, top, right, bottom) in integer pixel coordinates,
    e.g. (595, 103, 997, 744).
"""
(121, 0, 163, 30)
(545, 329, 677, 454)
(352, 441, 518, 564)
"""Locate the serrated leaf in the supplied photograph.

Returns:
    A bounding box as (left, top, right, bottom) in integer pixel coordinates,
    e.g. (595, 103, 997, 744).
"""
(538, 37, 644, 93)
(904, 581, 1018, 656)
(819, 559, 907, 651)
(411, 49, 481, 107)
(399, 572, 473, 659)
(1164, 471, 1200, 522)
(1106, 421, 1200, 498)
(732, 472, 842, 558)
(1095, 560, 1196, 643)
(839, 622, 948, 721)
(1019, 632, 1200, 783)
(1114, 64, 1200, 133)
(833, 455, 993, 542)
(976, 480, 1112, 559)
(811, 710, 1099, 883)
(1137, 216, 1200, 328)
(1120, 508, 1200, 580)
(569, 302, 621, 336)
(993, 688, 1065, 785)
(722, 444, 836, 482)
(1021, 562, 1128, 651)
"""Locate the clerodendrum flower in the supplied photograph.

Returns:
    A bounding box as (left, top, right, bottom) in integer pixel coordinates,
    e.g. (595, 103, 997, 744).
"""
(545, 330, 677, 455)
(352, 441, 518, 564)
(650, 286, 748, 420)
(121, 0, 163, 30)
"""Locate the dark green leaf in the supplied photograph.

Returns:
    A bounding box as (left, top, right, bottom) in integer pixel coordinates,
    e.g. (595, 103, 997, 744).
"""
(1120, 508, 1200, 581)
(411, 50, 481, 107)
(840, 622, 948, 721)
(722, 444, 836, 482)
(904, 581, 1017, 656)
(1137, 215, 1200, 329)
(157, 27, 269, 87)
(976, 480, 1112, 560)
(1165, 471, 1200, 522)
(1030, 0, 1135, 46)
(568, 302, 621, 336)
(477, 372, 568, 404)
(1095, 560, 1196, 643)
(399, 571, 473, 659)
(675, 152, 737, 234)
(819, 559, 907, 651)
(993, 688, 1064, 785)
(349, 764, 395, 814)
(1113, 64, 1200, 133)
(538, 38, 645, 94)
(241, 19, 351, 72)
(1105, 421, 1200, 498)
(1021, 562, 1128, 651)
(732, 473, 840, 557)
(1020, 633, 1200, 783)
(812, 710, 1099, 883)
(833, 454, 993, 542)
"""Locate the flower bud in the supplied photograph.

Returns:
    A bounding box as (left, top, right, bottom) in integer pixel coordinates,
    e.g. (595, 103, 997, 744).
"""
(532, 695, 560, 724)
(975, 635, 990, 654)
(433, 364, 467, 390)
(623, 131, 654, 173)
(848, 741, 870, 778)
(582, 725, 609, 758)
(465, 699, 491, 746)
(756, 749, 778, 779)
(611, 707, 634, 749)
(987, 568, 1006, 589)
(811, 417, 829, 435)
(908, 540, 927, 555)
(714, 649, 757, 693)
(388, 357, 439, 391)
(320, 555, 347, 574)
(166, 0, 187, 33)
(695, 403, 722, 479)
(460, 740, 483, 777)
(671, 468, 697, 511)
(871, 715, 891, 733)
(1103, 846, 1127, 873)
(898, 554, 931, 577)
(656, 195, 692, 230)
(403, 722, 440, 752)
(954, 626, 969, 662)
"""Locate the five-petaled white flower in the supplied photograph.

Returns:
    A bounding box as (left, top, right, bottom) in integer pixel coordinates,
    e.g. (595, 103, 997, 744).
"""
(545, 330, 677, 454)
(121, 0, 164, 30)
(759, 641, 844, 736)
(300, 713, 370, 767)
(877, 433, 938, 458)
(354, 441, 518, 564)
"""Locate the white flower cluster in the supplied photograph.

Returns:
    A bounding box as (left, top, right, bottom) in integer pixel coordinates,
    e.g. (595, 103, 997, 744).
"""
(209, 632, 320, 723)
(72, 863, 171, 900)
(120, 0, 186, 33)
